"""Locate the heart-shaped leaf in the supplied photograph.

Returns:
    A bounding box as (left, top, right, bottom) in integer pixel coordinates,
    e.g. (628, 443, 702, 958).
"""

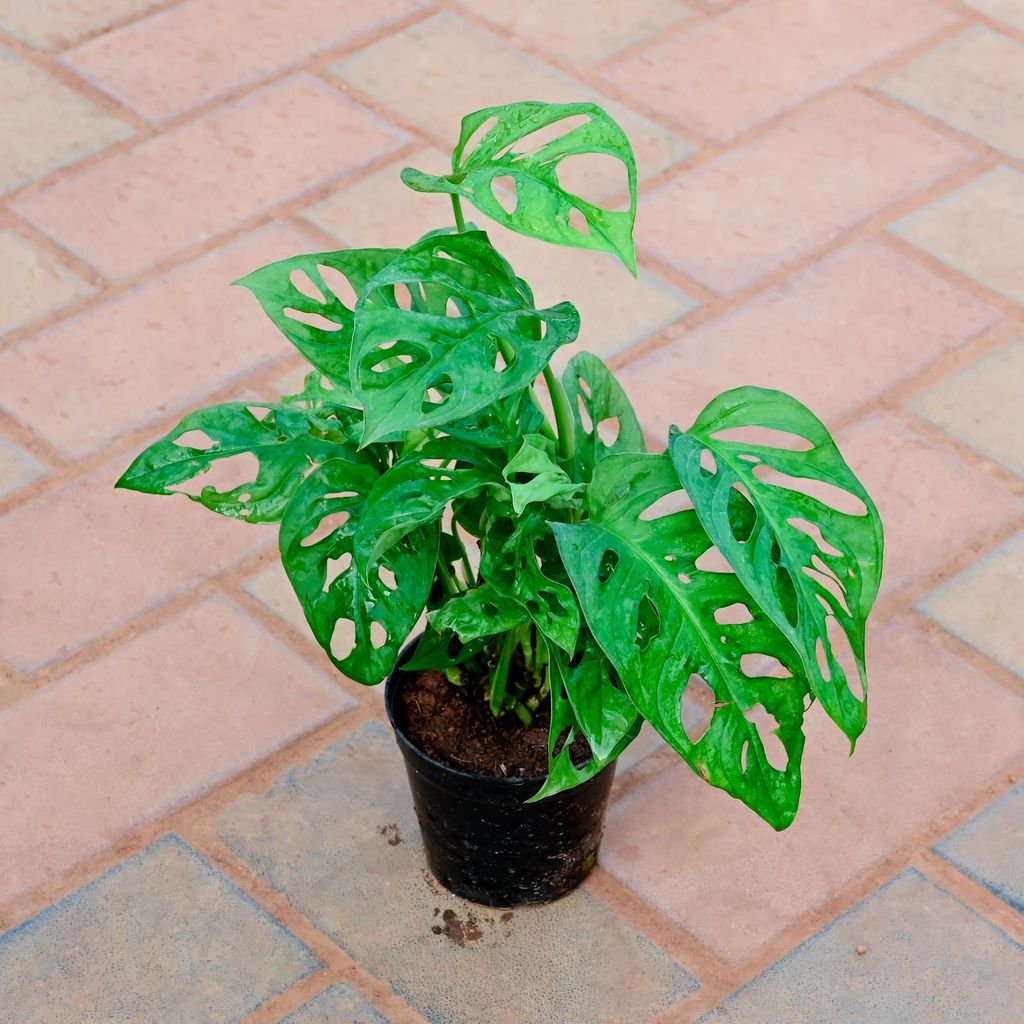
(560, 629, 642, 762)
(402, 101, 638, 273)
(236, 247, 400, 399)
(280, 456, 437, 684)
(503, 433, 580, 514)
(351, 231, 579, 444)
(670, 387, 883, 745)
(562, 351, 646, 482)
(528, 638, 641, 802)
(482, 512, 580, 655)
(431, 582, 530, 644)
(553, 453, 809, 830)
(116, 402, 360, 523)
(353, 437, 505, 574)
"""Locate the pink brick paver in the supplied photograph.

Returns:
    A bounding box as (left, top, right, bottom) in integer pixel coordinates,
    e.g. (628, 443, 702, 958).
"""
(13, 75, 405, 280)
(603, 0, 955, 142)
(603, 622, 1024, 963)
(0, 597, 351, 903)
(637, 92, 974, 294)
(63, 0, 424, 121)
(616, 239, 999, 437)
(2, 2, 1024, 1021)
(0, 222, 321, 458)
(0, 458, 267, 671)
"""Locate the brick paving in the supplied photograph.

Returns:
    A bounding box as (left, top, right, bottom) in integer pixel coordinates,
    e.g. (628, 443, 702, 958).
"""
(0, 1, 1022, 1021)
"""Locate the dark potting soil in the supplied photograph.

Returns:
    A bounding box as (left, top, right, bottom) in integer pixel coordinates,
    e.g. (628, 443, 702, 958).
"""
(397, 667, 591, 778)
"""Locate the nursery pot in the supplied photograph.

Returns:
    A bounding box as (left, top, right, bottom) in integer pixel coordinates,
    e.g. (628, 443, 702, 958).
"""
(384, 638, 617, 908)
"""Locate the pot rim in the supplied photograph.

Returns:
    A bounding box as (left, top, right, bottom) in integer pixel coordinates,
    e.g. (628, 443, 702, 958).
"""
(384, 633, 554, 787)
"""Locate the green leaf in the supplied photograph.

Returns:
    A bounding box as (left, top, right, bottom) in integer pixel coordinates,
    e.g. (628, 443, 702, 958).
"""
(528, 640, 641, 802)
(553, 453, 809, 830)
(481, 513, 580, 655)
(280, 456, 437, 685)
(402, 101, 638, 273)
(562, 352, 646, 481)
(670, 386, 884, 745)
(351, 231, 578, 444)
(431, 582, 530, 643)
(235, 247, 400, 399)
(560, 630, 642, 762)
(503, 433, 580, 514)
(353, 437, 505, 574)
(115, 402, 359, 523)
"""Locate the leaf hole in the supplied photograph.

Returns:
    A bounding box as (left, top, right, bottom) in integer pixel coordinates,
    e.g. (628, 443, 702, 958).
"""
(171, 451, 257, 497)
(289, 269, 325, 302)
(743, 707, 788, 771)
(394, 284, 414, 311)
(568, 207, 590, 236)
(740, 653, 791, 678)
(323, 552, 351, 591)
(681, 673, 714, 744)
(173, 429, 217, 451)
(301, 510, 350, 547)
(635, 592, 661, 651)
(714, 602, 753, 625)
(316, 264, 358, 308)
(751, 465, 868, 516)
(369, 621, 388, 650)
(498, 114, 591, 160)
(802, 564, 852, 617)
(378, 564, 397, 591)
(576, 394, 594, 433)
(284, 308, 343, 331)
(788, 517, 843, 557)
(639, 489, 694, 521)
(462, 115, 498, 160)
(710, 426, 813, 451)
(491, 175, 518, 217)
(596, 416, 620, 447)
(330, 618, 356, 661)
(597, 549, 619, 584)
(695, 546, 732, 573)
(555, 152, 630, 209)
(494, 344, 515, 373)
(446, 296, 462, 318)
(700, 449, 717, 475)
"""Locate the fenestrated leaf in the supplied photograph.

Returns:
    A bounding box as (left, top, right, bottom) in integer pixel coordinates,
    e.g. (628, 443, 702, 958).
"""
(280, 456, 437, 685)
(115, 401, 361, 523)
(402, 101, 638, 273)
(670, 387, 883, 746)
(481, 512, 580, 654)
(553, 453, 809, 830)
(235, 247, 400, 399)
(353, 437, 506, 575)
(562, 351, 646, 482)
(351, 231, 579, 444)
(528, 640, 641, 802)
(560, 629, 642, 762)
(431, 582, 530, 644)
(503, 433, 580, 514)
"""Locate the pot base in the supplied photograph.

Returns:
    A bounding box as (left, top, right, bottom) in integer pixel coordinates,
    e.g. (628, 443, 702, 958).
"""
(386, 638, 616, 908)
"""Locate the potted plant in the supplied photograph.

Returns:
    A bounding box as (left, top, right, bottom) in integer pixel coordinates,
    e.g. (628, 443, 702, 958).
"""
(118, 100, 884, 908)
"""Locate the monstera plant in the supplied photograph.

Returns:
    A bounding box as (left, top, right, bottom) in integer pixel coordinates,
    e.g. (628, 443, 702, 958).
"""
(118, 99, 883, 838)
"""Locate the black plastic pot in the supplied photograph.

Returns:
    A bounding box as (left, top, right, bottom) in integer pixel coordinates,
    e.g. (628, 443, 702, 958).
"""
(384, 638, 617, 907)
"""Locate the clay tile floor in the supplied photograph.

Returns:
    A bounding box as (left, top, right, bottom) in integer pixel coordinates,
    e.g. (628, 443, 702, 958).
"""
(1, 1, 1023, 1021)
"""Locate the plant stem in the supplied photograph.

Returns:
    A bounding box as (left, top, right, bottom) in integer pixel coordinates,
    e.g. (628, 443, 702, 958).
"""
(450, 529, 476, 588)
(489, 628, 518, 716)
(437, 558, 461, 597)
(451, 194, 466, 233)
(543, 364, 576, 463)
